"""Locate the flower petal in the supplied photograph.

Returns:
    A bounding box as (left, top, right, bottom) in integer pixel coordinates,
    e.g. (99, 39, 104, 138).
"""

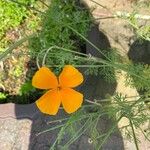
(36, 90, 61, 115)
(32, 67, 58, 89)
(60, 88, 83, 114)
(59, 65, 83, 88)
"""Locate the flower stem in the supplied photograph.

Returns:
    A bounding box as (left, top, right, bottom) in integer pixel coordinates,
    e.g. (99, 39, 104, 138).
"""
(129, 119, 139, 150)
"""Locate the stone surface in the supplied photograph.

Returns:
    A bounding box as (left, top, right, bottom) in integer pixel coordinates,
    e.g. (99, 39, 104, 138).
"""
(0, 112, 120, 150)
(0, 118, 31, 150)
(0, 106, 149, 149)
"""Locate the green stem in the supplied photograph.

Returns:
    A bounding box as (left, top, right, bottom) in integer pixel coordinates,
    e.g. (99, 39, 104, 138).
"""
(40, 45, 111, 67)
(138, 127, 150, 142)
(47, 64, 107, 68)
(37, 112, 99, 136)
(57, 46, 88, 57)
(62, 117, 92, 148)
(39, 0, 49, 8)
(85, 99, 102, 107)
(67, 26, 111, 61)
(129, 119, 139, 150)
(97, 97, 144, 150)
(97, 115, 122, 150)
(90, 0, 112, 13)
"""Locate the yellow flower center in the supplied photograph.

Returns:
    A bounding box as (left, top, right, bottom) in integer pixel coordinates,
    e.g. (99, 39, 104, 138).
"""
(57, 85, 62, 91)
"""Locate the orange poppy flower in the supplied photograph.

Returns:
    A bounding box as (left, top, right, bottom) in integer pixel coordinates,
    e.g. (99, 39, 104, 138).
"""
(32, 65, 84, 115)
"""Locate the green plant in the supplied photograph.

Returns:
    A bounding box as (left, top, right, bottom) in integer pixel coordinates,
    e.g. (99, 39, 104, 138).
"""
(127, 12, 150, 41)
(37, 93, 149, 149)
(29, 0, 93, 70)
(0, 0, 36, 48)
(11, 64, 24, 78)
(0, 0, 42, 104)
(19, 81, 35, 95)
(33, 26, 149, 149)
(0, 92, 7, 102)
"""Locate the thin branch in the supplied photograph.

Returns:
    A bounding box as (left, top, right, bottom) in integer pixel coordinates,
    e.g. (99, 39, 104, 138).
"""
(39, 0, 49, 8)
(47, 117, 69, 125)
(67, 26, 111, 61)
(115, 11, 150, 20)
(90, 0, 150, 20)
(85, 99, 102, 107)
(46, 64, 107, 68)
(85, 95, 149, 106)
(90, 0, 112, 14)
(138, 126, 150, 142)
(36, 112, 99, 136)
(97, 115, 122, 149)
(42, 47, 55, 66)
(93, 11, 150, 20)
(129, 119, 140, 150)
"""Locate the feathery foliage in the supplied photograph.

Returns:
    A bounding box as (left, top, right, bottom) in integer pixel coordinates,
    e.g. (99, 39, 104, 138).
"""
(29, 0, 92, 69)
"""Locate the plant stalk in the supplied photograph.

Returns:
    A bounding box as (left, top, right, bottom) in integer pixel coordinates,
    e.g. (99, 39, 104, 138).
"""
(129, 119, 139, 150)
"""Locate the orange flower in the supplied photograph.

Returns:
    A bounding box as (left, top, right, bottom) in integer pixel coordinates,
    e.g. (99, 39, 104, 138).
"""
(32, 65, 84, 115)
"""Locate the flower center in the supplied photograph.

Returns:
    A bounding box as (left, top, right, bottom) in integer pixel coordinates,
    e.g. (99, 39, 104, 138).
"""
(57, 85, 62, 91)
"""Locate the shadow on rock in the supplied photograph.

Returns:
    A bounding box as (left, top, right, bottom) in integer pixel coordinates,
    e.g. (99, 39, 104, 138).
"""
(128, 39, 150, 95)
(128, 39, 150, 64)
